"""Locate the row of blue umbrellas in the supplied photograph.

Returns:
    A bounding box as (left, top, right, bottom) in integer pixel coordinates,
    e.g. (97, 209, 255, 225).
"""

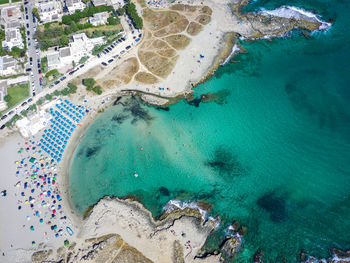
(37, 99, 87, 163)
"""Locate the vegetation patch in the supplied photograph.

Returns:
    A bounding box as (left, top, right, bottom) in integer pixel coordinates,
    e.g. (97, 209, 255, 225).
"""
(4, 83, 29, 109)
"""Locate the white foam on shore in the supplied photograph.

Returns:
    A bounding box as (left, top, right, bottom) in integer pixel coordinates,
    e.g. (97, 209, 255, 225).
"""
(259, 6, 331, 31)
(163, 200, 208, 220)
(221, 44, 240, 65)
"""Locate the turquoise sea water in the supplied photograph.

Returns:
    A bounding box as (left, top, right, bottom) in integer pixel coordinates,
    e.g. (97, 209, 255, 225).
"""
(69, 0, 350, 261)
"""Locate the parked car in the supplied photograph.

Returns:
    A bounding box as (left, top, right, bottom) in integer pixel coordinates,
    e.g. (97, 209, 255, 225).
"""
(126, 45, 131, 50)
(108, 59, 113, 63)
(27, 98, 32, 102)
(21, 101, 27, 106)
(1, 115, 7, 120)
(101, 62, 107, 66)
(80, 64, 84, 68)
(8, 110, 14, 115)
(0, 125, 5, 130)
(60, 76, 66, 81)
(54, 80, 60, 85)
(135, 38, 140, 42)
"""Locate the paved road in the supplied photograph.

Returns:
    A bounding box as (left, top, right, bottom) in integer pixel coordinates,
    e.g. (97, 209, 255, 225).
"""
(23, 1, 42, 95)
(0, 26, 141, 128)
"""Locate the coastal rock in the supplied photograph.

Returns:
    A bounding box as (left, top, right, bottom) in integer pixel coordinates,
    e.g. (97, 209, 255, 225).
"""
(220, 235, 242, 256)
(253, 249, 264, 263)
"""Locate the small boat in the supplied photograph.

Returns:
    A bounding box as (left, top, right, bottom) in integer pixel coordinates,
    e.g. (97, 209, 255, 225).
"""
(66, 226, 74, 236)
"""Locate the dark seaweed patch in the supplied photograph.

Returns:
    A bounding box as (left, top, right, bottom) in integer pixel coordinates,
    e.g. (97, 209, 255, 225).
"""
(111, 113, 129, 124)
(113, 96, 122, 106)
(188, 98, 202, 107)
(257, 191, 288, 223)
(85, 145, 101, 158)
(159, 186, 170, 196)
(156, 106, 170, 111)
(205, 146, 245, 177)
(123, 97, 153, 124)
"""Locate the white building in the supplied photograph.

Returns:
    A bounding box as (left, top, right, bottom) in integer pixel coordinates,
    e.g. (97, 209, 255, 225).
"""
(65, 0, 86, 14)
(2, 27, 24, 50)
(47, 51, 61, 70)
(91, 0, 108, 7)
(70, 33, 105, 59)
(89, 11, 109, 26)
(0, 56, 18, 76)
(35, 0, 63, 23)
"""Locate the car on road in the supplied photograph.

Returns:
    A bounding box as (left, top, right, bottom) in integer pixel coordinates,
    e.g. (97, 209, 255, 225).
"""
(120, 50, 125, 54)
(139, 33, 142, 38)
(69, 71, 75, 75)
(26, 23, 29, 28)
(126, 45, 131, 50)
(0, 125, 5, 130)
(27, 98, 32, 103)
(1, 115, 7, 120)
(113, 55, 119, 59)
(60, 76, 66, 81)
(38, 69, 41, 74)
(21, 101, 27, 106)
(8, 110, 14, 115)
(26, 68, 31, 72)
(108, 59, 113, 63)
(26, 15, 28, 20)
(33, 92, 36, 96)
(135, 38, 140, 42)
(101, 62, 107, 66)
(27, 31, 30, 35)
(80, 64, 84, 68)
(97, 54, 101, 58)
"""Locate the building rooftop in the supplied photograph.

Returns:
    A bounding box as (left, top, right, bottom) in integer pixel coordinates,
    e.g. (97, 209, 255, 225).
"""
(47, 52, 60, 67)
(59, 47, 71, 58)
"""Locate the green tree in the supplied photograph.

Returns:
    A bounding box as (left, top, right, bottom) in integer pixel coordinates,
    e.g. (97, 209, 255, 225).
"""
(117, 7, 125, 16)
(4, 94, 11, 102)
(92, 85, 103, 95)
(108, 15, 120, 25)
(58, 35, 69, 47)
(53, 90, 60, 96)
(82, 78, 95, 89)
(67, 82, 78, 94)
(45, 94, 53, 100)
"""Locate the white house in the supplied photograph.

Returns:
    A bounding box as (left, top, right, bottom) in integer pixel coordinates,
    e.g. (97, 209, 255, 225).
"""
(35, 0, 63, 23)
(89, 11, 109, 26)
(91, 0, 108, 7)
(65, 0, 86, 14)
(2, 27, 24, 50)
(0, 56, 17, 76)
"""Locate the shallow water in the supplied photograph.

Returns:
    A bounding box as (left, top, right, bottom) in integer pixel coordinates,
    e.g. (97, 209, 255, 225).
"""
(69, 0, 350, 261)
